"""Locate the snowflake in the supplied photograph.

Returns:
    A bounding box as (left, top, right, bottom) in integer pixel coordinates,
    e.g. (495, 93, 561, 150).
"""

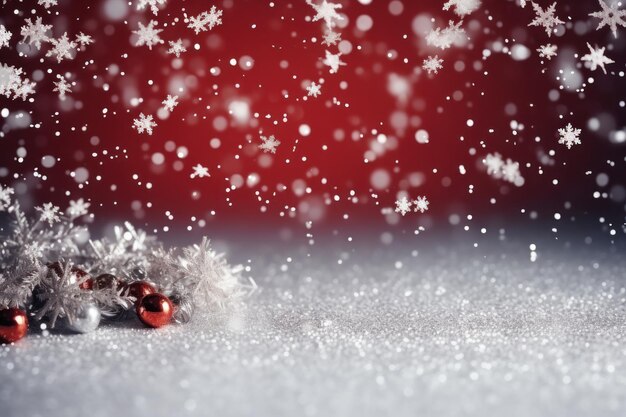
(137, 0, 167, 15)
(20, 17, 52, 49)
(323, 50, 346, 73)
(175, 237, 251, 308)
(520, 0, 527, 6)
(53, 75, 72, 100)
(558, 123, 582, 149)
(322, 30, 341, 46)
(259, 134, 281, 154)
(528, 2, 564, 37)
(33, 261, 92, 328)
(36, 203, 61, 226)
(395, 197, 412, 216)
(187, 6, 223, 34)
(0, 25, 11, 49)
(484, 153, 504, 178)
(37, 0, 57, 8)
(581, 42, 614, 74)
(167, 39, 186, 57)
(133, 20, 164, 50)
(426, 20, 465, 50)
(307, 0, 343, 29)
(589, 0, 626, 38)
(413, 196, 430, 213)
(0, 63, 36, 101)
(443, 0, 481, 17)
(133, 113, 157, 135)
(422, 55, 444, 74)
(190, 164, 210, 179)
(537, 43, 557, 60)
(306, 82, 322, 97)
(501, 159, 522, 183)
(75, 32, 94, 47)
(161, 94, 179, 112)
(0, 184, 14, 211)
(66, 198, 90, 219)
(46, 33, 77, 63)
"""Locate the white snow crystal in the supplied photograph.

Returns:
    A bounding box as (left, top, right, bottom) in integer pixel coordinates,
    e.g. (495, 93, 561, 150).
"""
(137, 0, 167, 15)
(133, 113, 157, 135)
(259, 135, 281, 154)
(443, 0, 481, 17)
(413, 196, 430, 213)
(426, 21, 465, 50)
(558, 123, 581, 149)
(161, 94, 179, 112)
(395, 197, 412, 216)
(306, 82, 322, 98)
(190, 164, 210, 179)
(46, 33, 77, 63)
(167, 39, 186, 57)
(0, 25, 12, 49)
(307, 0, 344, 29)
(37, 0, 58, 8)
(52, 75, 72, 100)
(537, 43, 557, 60)
(422, 56, 444, 74)
(0, 63, 36, 101)
(528, 2, 564, 37)
(20, 17, 52, 49)
(323, 50, 346, 73)
(187, 6, 223, 34)
(589, 0, 626, 38)
(581, 42, 614, 74)
(133, 20, 164, 50)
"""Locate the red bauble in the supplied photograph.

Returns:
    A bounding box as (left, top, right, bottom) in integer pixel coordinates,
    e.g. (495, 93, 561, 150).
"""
(93, 273, 124, 290)
(48, 262, 92, 289)
(127, 281, 156, 305)
(0, 308, 28, 344)
(136, 294, 173, 328)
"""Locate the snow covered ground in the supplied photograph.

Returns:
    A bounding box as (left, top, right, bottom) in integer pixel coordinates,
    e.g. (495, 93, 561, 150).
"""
(1, 242, 625, 417)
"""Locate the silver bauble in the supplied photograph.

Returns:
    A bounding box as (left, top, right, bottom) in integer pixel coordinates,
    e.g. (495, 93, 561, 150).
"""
(65, 303, 101, 333)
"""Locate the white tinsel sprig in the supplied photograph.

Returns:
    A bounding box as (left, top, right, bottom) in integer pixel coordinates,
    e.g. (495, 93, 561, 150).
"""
(0, 185, 255, 329)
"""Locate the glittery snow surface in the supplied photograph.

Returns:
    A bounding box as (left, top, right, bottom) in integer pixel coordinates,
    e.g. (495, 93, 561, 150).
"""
(1, 243, 626, 417)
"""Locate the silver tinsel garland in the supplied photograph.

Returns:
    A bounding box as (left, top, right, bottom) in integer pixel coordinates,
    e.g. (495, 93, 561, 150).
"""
(0, 185, 256, 333)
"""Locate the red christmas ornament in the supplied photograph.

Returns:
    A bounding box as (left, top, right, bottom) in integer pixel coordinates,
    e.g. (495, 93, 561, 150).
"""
(136, 293, 173, 328)
(93, 273, 124, 290)
(0, 308, 28, 344)
(126, 281, 156, 305)
(48, 262, 92, 289)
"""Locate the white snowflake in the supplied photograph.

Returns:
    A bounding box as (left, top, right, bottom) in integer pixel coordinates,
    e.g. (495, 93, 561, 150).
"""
(520, 0, 528, 6)
(306, 82, 322, 97)
(53, 75, 72, 100)
(46, 33, 77, 63)
(66, 198, 90, 219)
(20, 17, 52, 49)
(443, 0, 481, 17)
(190, 164, 210, 179)
(36, 203, 61, 226)
(395, 197, 412, 216)
(37, 0, 57, 8)
(413, 196, 430, 213)
(75, 32, 94, 47)
(0, 184, 14, 211)
(133, 113, 157, 135)
(167, 39, 186, 57)
(259, 134, 281, 154)
(322, 30, 341, 46)
(558, 123, 582, 149)
(0, 25, 12, 49)
(528, 2, 564, 37)
(537, 43, 557, 60)
(137, 0, 167, 15)
(422, 55, 444, 74)
(0, 63, 36, 101)
(133, 20, 164, 50)
(307, 0, 343, 29)
(581, 42, 614, 74)
(323, 50, 346, 73)
(589, 0, 626, 38)
(426, 20, 465, 50)
(484, 153, 504, 178)
(501, 159, 522, 183)
(161, 94, 179, 112)
(187, 6, 223, 34)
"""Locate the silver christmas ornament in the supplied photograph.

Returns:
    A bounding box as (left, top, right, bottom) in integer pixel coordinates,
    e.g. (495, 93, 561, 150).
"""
(65, 302, 101, 333)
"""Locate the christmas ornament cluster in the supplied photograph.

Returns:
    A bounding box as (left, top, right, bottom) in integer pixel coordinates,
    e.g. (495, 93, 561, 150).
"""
(0, 186, 255, 344)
